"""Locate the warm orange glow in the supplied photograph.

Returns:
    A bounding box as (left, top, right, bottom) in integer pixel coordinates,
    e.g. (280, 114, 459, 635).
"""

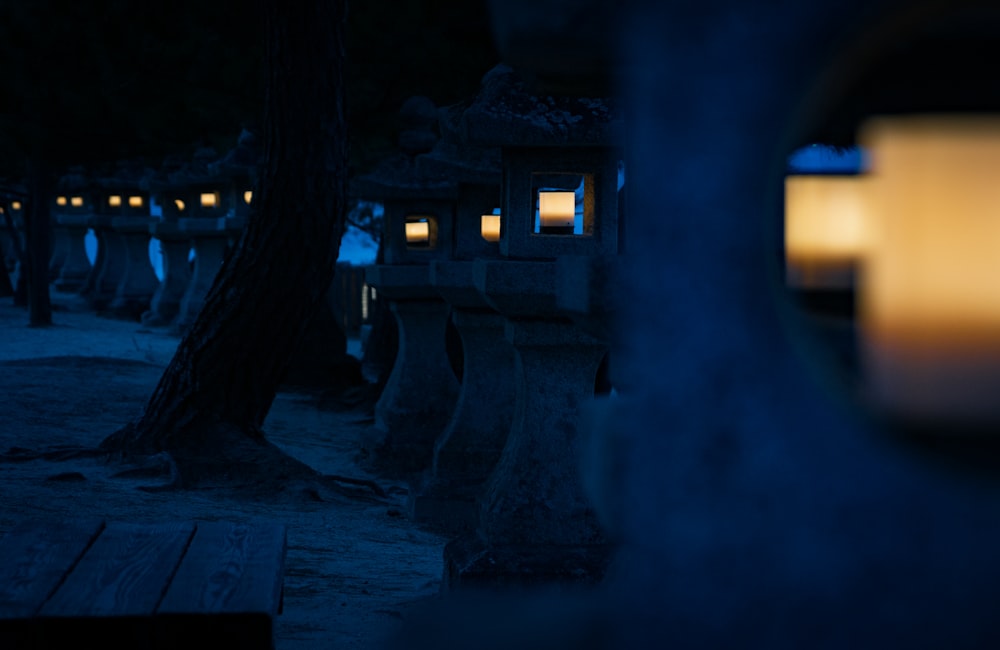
(174, 199, 186, 212)
(244, 190, 253, 204)
(538, 191, 575, 229)
(481, 214, 501, 242)
(56, 196, 67, 206)
(129, 195, 143, 208)
(108, 195, 122, 208)
(11, 201, 21, 211)
(857, 115, 1000, 422)
(405, 220, 430, 244)
(784, 175, 872, 289)
(70, 196, 83, 207)
(200, 192, 219, 208)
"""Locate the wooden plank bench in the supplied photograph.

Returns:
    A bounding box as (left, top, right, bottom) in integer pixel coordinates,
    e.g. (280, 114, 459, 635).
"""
(0, 519, 286, 650)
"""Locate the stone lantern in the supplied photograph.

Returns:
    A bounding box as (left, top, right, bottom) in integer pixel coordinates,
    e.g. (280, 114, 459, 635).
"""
(171, 147, 242, 333)
(405, 103, 518, 531)
(51, 169, 94, 293)
(442, 64, 625, 587)
(141, 156, 193, 327)
(355, 96, 461, 478)
(83, 161, 157, 318)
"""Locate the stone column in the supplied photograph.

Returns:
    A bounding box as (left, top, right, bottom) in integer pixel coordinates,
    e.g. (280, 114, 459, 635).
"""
(48, 221, 71, 282)
(443, 259, 610, 588)
(363, 263, 460, 478)
(85, 214, 127, 312)
(109, 216, 159, 320)
(173, 218, 230, 333)
(52, 214, 93, 293)
(410, 260, 517, 531)
(142, 221, 192, 327)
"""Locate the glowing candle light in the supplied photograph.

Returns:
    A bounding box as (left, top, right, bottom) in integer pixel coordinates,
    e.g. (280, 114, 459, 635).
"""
(538, 190, 575, 234)
(244, 190, 253, 204)
(56, 196, 67, 206)
(481, 214, 501, 242)
(108, 195, 122, 208)
(857, 114, 1000, 424)
(200, 192, 219, 208)
(70, 196, 83, 207)
(405, 219, 430, 246)
(174, 199, 186, 212)
(784, 175, 872, 289)
(128, 195, 143, 208)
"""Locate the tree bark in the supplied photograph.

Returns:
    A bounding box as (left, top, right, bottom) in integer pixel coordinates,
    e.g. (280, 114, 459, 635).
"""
(104, 0, 348, 473)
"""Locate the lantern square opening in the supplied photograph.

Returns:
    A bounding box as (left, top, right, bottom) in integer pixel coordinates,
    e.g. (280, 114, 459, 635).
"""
(530, 173, 593, 236)
(405, 215, 437, 249)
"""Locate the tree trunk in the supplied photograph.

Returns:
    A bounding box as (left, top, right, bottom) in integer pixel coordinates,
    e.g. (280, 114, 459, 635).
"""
(103, 0, 348, 476)
(24, 160, 53, 326)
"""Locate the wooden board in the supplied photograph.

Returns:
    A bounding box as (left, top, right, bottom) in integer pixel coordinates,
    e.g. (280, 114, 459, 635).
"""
(157, 521, 286, 615)
(39, 521, 195, 618)
(0, 519, 104, 618)
(0, 519, 286, 650)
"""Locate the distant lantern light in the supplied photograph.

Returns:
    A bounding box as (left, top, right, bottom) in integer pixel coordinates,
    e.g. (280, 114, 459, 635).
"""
(481, 214, 501, 242)
(128, 195, 144, 208)
(405, 217, 432, 248)
(243, 190, 253, 204)
(11, 201, 22, 211)
(108, 195, 122, 208)
(70, 196, 83, 208)
(538, 190, 576, 235)
(56, 196, 68, 206)
(784, 174, 872, 289)
(174, 199, 186, 212)
(857, 114, 1000, 424)
(200, 192, 219, 208)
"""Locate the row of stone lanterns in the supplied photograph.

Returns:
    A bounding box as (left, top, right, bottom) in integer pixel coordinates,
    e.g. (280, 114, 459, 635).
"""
(43, 132, 258, 330)
(356, 64, 625, 587)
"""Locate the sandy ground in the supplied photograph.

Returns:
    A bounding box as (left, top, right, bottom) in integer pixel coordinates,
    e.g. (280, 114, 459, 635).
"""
(0, 290, 451, 650)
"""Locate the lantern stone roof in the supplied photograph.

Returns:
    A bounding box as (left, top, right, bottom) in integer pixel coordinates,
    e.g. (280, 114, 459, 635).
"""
(415, 102, 502, 185)
(94, 159, 156, 191)
(350, 152, 457, 201)
(350, 96, 459, 202)
(458, 64, 623, 147)
(55, 166, 92, 193)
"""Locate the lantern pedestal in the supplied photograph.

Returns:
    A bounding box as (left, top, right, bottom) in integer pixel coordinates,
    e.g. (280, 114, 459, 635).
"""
(142, 221, 192, 327)
(84, 215, 127, 312)
(108, 216, 159, 320)
(409, 261, 517, 532)
(363, 264, 460, 478)
(442, 259, 610, 588)
(173, 218, 230, 333)
(52, 214, 93, 293)
(48, 222, 71, 282)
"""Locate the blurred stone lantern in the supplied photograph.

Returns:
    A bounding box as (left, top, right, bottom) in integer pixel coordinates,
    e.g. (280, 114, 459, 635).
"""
(442, 64, 624, 587)
(405, 103, 518, 530)
(51, 169, 94, 293)
(83, 162, 157, 318)
(857, 114, 1000, 428)
(355, 96, 461, 477)
(169, 146, 248, 332)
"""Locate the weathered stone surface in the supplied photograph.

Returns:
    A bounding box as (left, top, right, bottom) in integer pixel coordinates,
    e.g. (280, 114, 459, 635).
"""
(411, 265, 517, 532)
(363, 265, 460, 478)
(142, 221, 192, 327)
(52, 215, 92, 293)
(173, 218, 230, 333)
(444, 318, 609, 587)
(108, 216, 159, 320)
(460, 64, 623, 147)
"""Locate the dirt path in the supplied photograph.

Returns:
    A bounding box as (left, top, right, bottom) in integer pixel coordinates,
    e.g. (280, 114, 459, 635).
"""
(0, 295, 450, 650)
